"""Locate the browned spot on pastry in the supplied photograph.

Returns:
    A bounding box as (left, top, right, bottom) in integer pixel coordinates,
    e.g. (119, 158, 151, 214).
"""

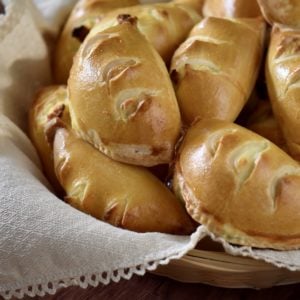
(160, 10, 169, 18)
(44, 117, 66, 147)
(72, 25, 90, 43)
(151, 147, 166, 156)
(47, 104, 65, 120)
(117, 14, 138, 25)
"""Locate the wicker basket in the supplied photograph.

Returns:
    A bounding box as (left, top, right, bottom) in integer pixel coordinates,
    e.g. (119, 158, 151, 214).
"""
(153, 238, 300, 288)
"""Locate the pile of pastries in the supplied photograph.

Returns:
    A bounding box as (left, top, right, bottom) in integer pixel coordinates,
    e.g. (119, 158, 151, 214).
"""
(28, 0, 300, 250)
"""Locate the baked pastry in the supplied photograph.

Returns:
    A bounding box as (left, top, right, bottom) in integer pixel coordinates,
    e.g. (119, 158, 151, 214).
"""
(266, 24, 300, 161)
(257, 0, 300, 27)
(53, 0, 138, 83)
(28, 85, 70, 192)
(88, 2, 201, 64)
(246, 100, 286, 150)
(68, 15, 181, 166)
(53, 127, 195, 234)
(170, 17, 266, 125)
(203, 0, 261, 18)
(174, 119, 300, 250)
(172, 0, 204, 15)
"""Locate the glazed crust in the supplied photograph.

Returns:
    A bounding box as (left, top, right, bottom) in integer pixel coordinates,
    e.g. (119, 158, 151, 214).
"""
(266, 24, 300, 161)
(53, 128, 195, 234)
(53, 0, 138, 83)
(246, 100, 286, 151)
(68, 17, 181, 166)
(257, 0, 300, 27)
(170, 17, 266, 125)
(174, 119, 300, 250)
(88, 2, 201, 64)
(172, 0, 204, 15)
(203, 0, 261, 18)
(28, 85, 70, 192)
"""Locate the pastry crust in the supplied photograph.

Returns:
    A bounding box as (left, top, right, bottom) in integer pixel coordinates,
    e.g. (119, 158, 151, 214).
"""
(53, 128, 195, 234)
(246, 100, 286, 150)
(203, 0, 261, 18)
(88, 2, 201, 64)
(170, 17, 266, 125)
(174, 119, 300, 250)
(68, 16, 181, 166)
(28, 85, 70, 193)
(266, 24, 300, 161)
(172, 0, 204, 15)
(53, 0, 138, 83)
(257, 0, 300, 27)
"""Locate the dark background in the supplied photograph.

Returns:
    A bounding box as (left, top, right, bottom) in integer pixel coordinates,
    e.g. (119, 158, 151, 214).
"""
(24, 273, 300, 300)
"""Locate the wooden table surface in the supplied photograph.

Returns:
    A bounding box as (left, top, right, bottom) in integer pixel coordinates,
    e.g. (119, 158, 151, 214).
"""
(18, 272, 300, 300)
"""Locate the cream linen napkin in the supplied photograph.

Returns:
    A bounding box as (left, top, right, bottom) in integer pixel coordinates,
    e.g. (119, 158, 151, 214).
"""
(1, 1, 300, 299)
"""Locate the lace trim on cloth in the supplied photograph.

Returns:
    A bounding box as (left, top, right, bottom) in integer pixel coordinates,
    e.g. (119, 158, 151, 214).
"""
(0, 227, 207, 299)
(203, 227, 300, 272)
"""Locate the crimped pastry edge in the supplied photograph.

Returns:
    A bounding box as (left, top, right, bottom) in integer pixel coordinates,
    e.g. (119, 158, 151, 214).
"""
(75, 128, 172, 167)
(175, 162, 300, 251)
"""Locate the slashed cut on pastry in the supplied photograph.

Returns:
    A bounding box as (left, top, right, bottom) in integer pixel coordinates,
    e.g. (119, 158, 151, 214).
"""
(174, 119, 300, 250)
(53, 0, 138, 83)
(53, 127, 195, 234)
(170, 17, 265, 125)
(257, 0, 300, 27)
(28, 85, 70, 192)
(68, 15, 181, 166)
(266, 24, 300, 161)
(203, 0, 261, 18)
(88, 2, 201, 64)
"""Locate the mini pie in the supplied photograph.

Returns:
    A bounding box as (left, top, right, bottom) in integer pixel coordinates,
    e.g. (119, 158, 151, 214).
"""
(68, 15, 181, 166)
(28, 85, 70, 193)
(266, 24, 300, 161)
(170, 17, 266, 125)
(53, 127, 195, 234)
(174, 119, 300, 250)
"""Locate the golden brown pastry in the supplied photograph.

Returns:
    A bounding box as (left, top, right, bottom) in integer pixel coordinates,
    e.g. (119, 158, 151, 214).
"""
(174, 119, 300, 250)
(53, 127, 195, 234)
(88, 2, 201, 64)
(203, 0, 261, 18)
(53, 0, 138, 83)
(170, 17, 266, 125)
(266, 24, 300, 161)
(172, 0, 204, 15)
(257, 0, 300, 27)
(246, 100, 286, 150)
(28, 85, 70, 192)
(68, 15, 181, 166)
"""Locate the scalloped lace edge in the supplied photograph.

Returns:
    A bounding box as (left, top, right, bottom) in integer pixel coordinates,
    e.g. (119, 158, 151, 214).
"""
(0, 227, 207, 299)
(203, 227, 300, 272)
(3, 226, 300, 299)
